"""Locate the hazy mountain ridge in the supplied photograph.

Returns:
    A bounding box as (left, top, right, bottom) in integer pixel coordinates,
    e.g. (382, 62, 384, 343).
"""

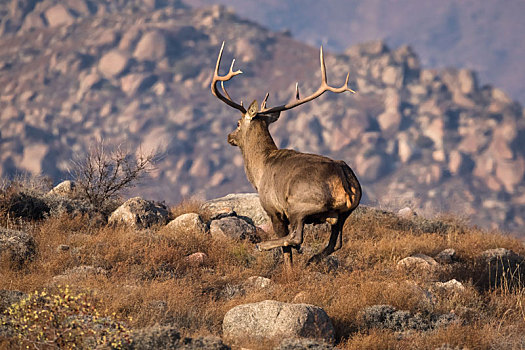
(0, 0, 524, 234)
(190, 0, 525, 104)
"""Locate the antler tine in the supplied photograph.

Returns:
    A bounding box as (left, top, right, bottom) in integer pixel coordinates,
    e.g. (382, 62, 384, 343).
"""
(259, 46, 355, 114)
(320, 46, 328, 86)
(211, 42, 246, 113)
(261, 93, 269, 110)
(220, 81, 234, 101)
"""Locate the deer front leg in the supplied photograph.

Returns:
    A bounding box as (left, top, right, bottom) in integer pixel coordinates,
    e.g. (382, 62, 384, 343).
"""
(255, 214, 294, 270)
(272, 214, 293, 270)
(256, 217, 304, 250)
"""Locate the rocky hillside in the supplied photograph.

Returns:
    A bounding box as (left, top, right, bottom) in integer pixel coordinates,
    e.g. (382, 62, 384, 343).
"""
(1, 187, 525, 348)
(0, 0, 524, 234)
(192, 0, 525, 104)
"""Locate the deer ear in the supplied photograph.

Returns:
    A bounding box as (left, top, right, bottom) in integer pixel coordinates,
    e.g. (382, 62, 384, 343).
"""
(262, 111, 281, 124)
(245, 100, 258, 120)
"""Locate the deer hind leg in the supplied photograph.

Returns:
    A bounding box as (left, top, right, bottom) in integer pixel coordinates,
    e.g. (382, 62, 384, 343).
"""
(307, 212, 349, 265)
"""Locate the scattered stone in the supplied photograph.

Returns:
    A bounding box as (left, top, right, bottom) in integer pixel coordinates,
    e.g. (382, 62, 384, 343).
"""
(48, 180, 77, 197)
(108, 197, 169, 229)
(223, 300, 335, 348)
(0, 228, 36, 267)
(130, 325, 229, 349)
(133, 30, 167, 61)
(275, 338, 335, 350)
(120, 73, 157, 95)
(166, 213, 207, 235)
(244, 276, 274, 291)
(495, 157, 525, 193)
(357, 154, 391, 182)
(201, 193, 270, 226)
(481, 248, 524, 264)
(56, 244, 70, 252)
(185, 252, 208, 266)
(398, 254, 439, 271)
(435, 248, 457, 264)
(478, 248, 525, 289)
(397, 207, 416, 219)
(432, 279, 465, 293)
(79, 72, 103, 93)
(44, 4, 76, 27)
(362, 304, 456, 332)
(209, 216, 259, 242)
(52, 265, 108, 283)
(98, 49, 130, 78)
(377, 111, 402, 134)
(382, 66, 404, 87)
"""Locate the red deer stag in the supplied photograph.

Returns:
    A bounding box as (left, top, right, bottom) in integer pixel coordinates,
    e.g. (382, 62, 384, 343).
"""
(211, 42, 361, 270)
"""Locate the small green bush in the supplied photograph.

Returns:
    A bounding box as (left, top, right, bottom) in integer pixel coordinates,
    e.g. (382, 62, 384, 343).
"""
(3, 286, 132, 349)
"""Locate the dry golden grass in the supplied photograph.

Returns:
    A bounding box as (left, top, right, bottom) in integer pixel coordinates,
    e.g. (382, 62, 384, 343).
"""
(1, 201, 524, 349)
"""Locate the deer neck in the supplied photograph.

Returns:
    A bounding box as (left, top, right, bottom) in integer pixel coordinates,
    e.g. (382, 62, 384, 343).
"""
(239, 120, 277, 190)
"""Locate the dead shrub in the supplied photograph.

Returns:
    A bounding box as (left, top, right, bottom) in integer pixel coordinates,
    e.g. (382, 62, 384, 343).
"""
(69, 142, 157, 215)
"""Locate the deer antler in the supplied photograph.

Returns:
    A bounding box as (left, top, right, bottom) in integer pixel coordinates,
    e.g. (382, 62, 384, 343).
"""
(211, 42, 246, 113)
(259, 46, 355, 115)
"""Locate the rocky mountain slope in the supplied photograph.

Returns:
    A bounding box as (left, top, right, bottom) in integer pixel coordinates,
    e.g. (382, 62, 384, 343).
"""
(0, 0, 524, 234)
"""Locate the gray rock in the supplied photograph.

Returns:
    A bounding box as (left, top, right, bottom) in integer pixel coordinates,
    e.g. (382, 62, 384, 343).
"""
(377, 111, 402, 134)
(397, 254, 439, 271)
(479, 248, 524, 288)
(448, 151, 474, 176)
(495, 157, 525, 193)
(178, 336, 230, 349)
(275, 338, 335, 350)
(244, 276, 274, 291)
(44, 4, 75, 27)
(201, 193, 270, 226)
(397, 207, 416, 219)
(362, 304, 456, 332)
(129, 325, 181, 349)
(48, 180, 77, 197)
(209, 216, 259, 242)
(167, 213, 207, 235)
(130, 324, 230, 349)
(98, 49, 130, 78)
(458, 69, 478, 95)
(223, 300, 334, 348)
(185, 252, 208, 266)
(56, 244, 70, 252)
(120, 73, 157, 96)
(0, 228, 35, 267)
(108, 197, 169, 229)
(133, 30, 167, 61)
(382, 66, 404, 87)
(432, 279, 465, 293)
(357, 154, 391, 182)
(435, 248, 457, 264)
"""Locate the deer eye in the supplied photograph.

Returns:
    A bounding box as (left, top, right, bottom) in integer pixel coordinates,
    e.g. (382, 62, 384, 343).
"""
(237, 120, 241, 128)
